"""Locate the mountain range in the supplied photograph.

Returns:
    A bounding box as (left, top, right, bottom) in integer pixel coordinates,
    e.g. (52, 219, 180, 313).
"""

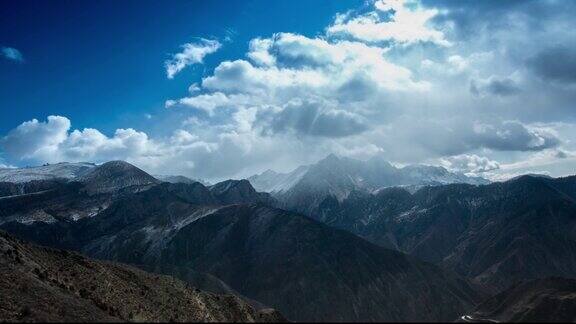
(248, 154, 489, 215)
(0, 160, 481, 322)
(1, 157, 575, 322)
(285, 173, 576, 293)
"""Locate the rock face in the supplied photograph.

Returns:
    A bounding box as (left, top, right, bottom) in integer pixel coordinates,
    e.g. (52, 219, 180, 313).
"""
(468, 277, 576, 322)
(248, 154, 488, 215)
(0, 230, 284, 322)
(0, 162, 482, 322)
(309, 175, 576, 292)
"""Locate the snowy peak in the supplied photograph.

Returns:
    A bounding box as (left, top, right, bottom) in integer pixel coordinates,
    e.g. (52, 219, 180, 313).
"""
(248, 155, 490, 214)
(250, 154, 489, 196)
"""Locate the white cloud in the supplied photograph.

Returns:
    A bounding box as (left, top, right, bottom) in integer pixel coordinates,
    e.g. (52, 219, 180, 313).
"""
(440, 154, 500, 175)
(165, 32, 428, 140)
(327, 0, 449, 46)
(0, 116, 70, 160)
(1, 47, 24, 62)
(170, 92, 254, 115)
(2, 1, 576, 181)
(165, 38, 221, 79)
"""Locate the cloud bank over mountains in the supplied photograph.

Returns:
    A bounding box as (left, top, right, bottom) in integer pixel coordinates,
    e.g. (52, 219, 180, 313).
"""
(2, 0, 576, 181)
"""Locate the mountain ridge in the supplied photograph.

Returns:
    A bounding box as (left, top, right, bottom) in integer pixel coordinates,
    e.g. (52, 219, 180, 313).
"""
(0, 230, 284, 322)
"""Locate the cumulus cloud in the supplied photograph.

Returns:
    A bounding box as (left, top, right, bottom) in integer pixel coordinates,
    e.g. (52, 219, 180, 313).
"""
(327, 0, 449, 46)
(259, 99, 369, 138)
(165, 32, 427, 141)
(0, 116, 70, 160)
(165, 38, 221, 79)
(0, 116, 159, 163)
(1, 47, 24, 62)
(440, 154, 500, 175)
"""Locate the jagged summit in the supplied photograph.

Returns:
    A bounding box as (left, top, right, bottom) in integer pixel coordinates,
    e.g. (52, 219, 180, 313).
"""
(79, 160, 160, 195)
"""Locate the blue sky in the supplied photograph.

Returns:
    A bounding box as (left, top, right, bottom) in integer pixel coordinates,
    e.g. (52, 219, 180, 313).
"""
(1, 0, 576, 181)
(0, 0, 363, 135)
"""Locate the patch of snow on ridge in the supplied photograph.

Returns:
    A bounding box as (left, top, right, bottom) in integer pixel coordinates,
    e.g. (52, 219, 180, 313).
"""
(395, 206, 428, 223)
(0, 162, 96, 183)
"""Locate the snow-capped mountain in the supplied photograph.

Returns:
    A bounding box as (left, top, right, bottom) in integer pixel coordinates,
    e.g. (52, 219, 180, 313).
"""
(249, 154, 488, 195)
(0, 162, 96, 183)
(248, 154, 489, 214)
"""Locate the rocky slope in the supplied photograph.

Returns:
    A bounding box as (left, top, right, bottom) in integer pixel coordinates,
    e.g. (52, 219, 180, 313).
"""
(466, 277, 576, 322)
(0, 230, 283, 322)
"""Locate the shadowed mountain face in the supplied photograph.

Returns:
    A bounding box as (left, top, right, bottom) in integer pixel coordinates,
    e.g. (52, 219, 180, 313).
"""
(154, 204, 481, 322)
(0, 162, 482, 322)
(248, 154, 489, 215)
(0, 230, 283, 322)
(209, 179, 275, 205)
(468, 277, 576, 322)
(305, 175, 576, 292)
